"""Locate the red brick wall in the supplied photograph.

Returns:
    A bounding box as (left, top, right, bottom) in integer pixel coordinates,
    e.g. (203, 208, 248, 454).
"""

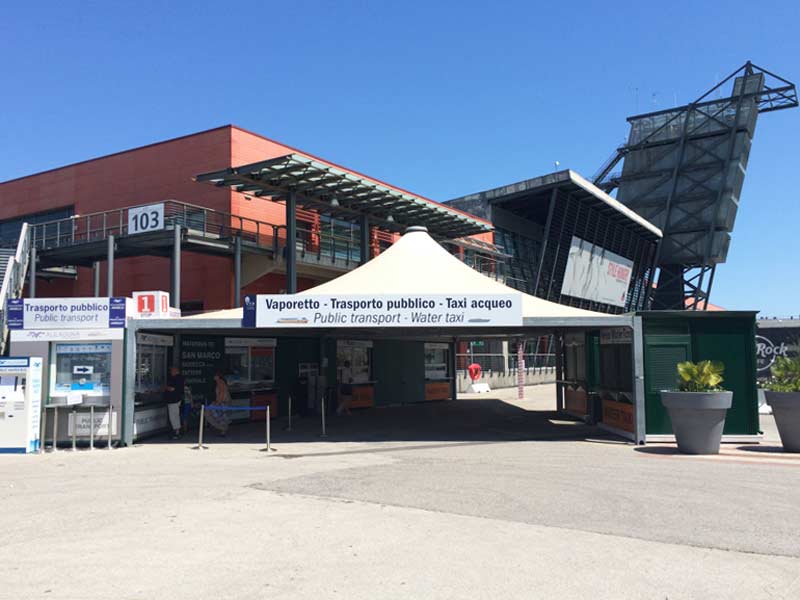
(3, 127, 236, 309)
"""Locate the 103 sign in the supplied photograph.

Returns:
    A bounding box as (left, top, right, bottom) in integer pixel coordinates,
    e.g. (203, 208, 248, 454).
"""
(128, 203, 165, 235)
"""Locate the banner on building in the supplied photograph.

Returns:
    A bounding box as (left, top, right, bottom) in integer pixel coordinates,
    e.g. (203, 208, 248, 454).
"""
(755, 324, 800, 377)
(243, 294, 522, 328)
(560, 237, 633, 308)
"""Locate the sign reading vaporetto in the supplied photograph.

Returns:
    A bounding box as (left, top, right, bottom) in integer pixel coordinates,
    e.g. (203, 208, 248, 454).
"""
(243, 294, 522, 328)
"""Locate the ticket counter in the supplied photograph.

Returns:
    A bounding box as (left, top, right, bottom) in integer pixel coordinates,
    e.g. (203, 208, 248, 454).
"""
(178, 335, 278, 423)
(561, 332, 590, 420)
(225, 337, 277, 421)
(595, 328, 635, 435)
(424, 343, 453, 401)
(337, 340, 375, 409)
(133, 333, 174, 439)
(11, 329, 124, 448)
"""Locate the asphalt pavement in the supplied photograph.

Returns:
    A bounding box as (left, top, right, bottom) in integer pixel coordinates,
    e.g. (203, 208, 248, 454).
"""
(1, 384, 798, 600)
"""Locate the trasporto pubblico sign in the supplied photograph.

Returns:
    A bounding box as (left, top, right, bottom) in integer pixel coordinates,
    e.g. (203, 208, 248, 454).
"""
(6, 298, 128, 330)
(243, 294, 522, 328)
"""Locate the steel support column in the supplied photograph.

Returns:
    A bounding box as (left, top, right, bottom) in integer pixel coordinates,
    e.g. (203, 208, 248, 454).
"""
(233, 235, 242, 308)
(122, 323, 137, 447)
(631, 316, 647, 444)
(449, 338, 458, 401)
(359, 214, 370, 264)
(286, 190, 297, 293)
(28, 245, 37, 298)
(171, 225, 181, 308)
(555, 331, 564, 412)
(93, 261, 101, 297)
(106, 235, 115, 296)
(533, 188, 558, 295)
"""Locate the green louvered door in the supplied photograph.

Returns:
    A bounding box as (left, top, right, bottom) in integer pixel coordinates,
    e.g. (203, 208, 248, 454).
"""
(643, 335, 692, 435)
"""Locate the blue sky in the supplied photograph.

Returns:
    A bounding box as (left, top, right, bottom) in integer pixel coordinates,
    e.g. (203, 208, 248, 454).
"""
(1, 1, 798, 315)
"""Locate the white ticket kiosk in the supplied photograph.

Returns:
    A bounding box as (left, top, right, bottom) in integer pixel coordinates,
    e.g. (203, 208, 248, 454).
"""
(0, 357, 44, 454)
(8, 297, 128, 449)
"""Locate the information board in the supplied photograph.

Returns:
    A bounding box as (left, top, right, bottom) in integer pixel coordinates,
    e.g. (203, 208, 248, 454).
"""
(180, 336, 224, 404)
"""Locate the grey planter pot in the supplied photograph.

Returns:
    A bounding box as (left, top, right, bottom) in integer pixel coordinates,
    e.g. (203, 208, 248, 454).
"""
(660, 391, 733, 454)
(765, 391, 800, 453)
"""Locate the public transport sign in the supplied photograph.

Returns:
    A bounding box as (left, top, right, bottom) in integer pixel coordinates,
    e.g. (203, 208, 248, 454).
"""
(6, 297, 129, 330)
(243, 293, 522, 328)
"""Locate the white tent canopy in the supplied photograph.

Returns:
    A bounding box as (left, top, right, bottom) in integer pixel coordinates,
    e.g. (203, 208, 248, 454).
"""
(187, 226, 607, 321)
(301, 227, 602, 318)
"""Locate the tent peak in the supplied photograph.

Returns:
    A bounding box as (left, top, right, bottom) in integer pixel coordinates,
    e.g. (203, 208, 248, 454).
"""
(404, 225, 428, 234)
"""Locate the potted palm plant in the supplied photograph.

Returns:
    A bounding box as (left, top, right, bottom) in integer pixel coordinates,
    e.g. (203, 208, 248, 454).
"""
(660, 360, 733, 454)
(762, 356, 800, 452)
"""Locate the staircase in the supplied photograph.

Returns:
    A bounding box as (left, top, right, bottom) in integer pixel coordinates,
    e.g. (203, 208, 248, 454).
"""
(0, 223, 32, 354)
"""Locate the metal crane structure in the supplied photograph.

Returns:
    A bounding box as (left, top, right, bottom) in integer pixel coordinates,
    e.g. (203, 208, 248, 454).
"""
(593, 62, 797, 310)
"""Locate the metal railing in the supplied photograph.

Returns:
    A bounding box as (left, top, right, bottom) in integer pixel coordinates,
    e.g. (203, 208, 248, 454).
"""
(25, 198, 514, 280)
(295, 222, 362, 265)
(456, 352, 556, 374)
(0, 223, 32, 354)
(27, 200, 370, 269)
(29, 200, 283, 252)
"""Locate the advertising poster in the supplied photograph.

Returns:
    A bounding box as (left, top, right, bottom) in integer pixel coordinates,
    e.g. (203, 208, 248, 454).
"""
(560, 237, 633, 308)
(755, 324, 800, 379)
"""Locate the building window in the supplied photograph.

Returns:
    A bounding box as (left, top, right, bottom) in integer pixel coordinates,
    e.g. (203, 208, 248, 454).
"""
(0, 206, 74, 247)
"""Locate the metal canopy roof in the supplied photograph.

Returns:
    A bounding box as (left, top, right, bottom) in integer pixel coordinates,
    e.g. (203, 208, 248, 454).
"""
(449, 169, 663, 240)
(196, 153, 492, 239)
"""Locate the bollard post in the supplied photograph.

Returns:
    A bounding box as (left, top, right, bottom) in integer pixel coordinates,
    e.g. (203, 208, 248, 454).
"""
(193, 405, 208, 450)
(107, 405, 113, 450)
(71, 409, 77, 451)
(89, 405, 95, 451)
(52, 406, 59, 452)
(259, 404, 276, 453)
(320, 393, 327, 438)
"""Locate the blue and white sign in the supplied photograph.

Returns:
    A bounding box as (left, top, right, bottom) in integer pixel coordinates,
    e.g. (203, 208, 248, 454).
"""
(7, 298, 129, 330)
(6, 299, 23, 329)
(243, 293, 523, 328)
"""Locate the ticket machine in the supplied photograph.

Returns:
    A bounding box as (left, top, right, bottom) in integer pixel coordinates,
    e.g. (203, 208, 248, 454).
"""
(0, 357, 44, 454)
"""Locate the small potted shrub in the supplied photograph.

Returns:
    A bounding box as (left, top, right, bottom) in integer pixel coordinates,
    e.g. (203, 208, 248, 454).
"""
(762, 356, 800, 452)
(660, 360, 733, 454)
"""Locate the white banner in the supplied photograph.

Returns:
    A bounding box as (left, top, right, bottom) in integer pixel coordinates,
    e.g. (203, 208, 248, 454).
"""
(243, 294, 522, 328)
(560, 237, 633, 308)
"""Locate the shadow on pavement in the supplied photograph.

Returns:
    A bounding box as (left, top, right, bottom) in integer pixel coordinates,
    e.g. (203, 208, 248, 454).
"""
(632, 446, 682, 455)
(736, 445, 799, 455)
(139, 397, 623, 449)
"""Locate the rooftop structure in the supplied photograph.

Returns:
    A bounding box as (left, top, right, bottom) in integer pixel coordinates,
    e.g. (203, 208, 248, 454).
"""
(593, 62, 798, 310)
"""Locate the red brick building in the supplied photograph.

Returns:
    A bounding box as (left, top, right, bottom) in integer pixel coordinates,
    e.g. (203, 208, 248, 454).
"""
(0, 125, 492, 311)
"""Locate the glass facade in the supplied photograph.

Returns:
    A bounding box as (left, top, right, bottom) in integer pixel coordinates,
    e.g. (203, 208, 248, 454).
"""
(0, 206, 74, 247)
